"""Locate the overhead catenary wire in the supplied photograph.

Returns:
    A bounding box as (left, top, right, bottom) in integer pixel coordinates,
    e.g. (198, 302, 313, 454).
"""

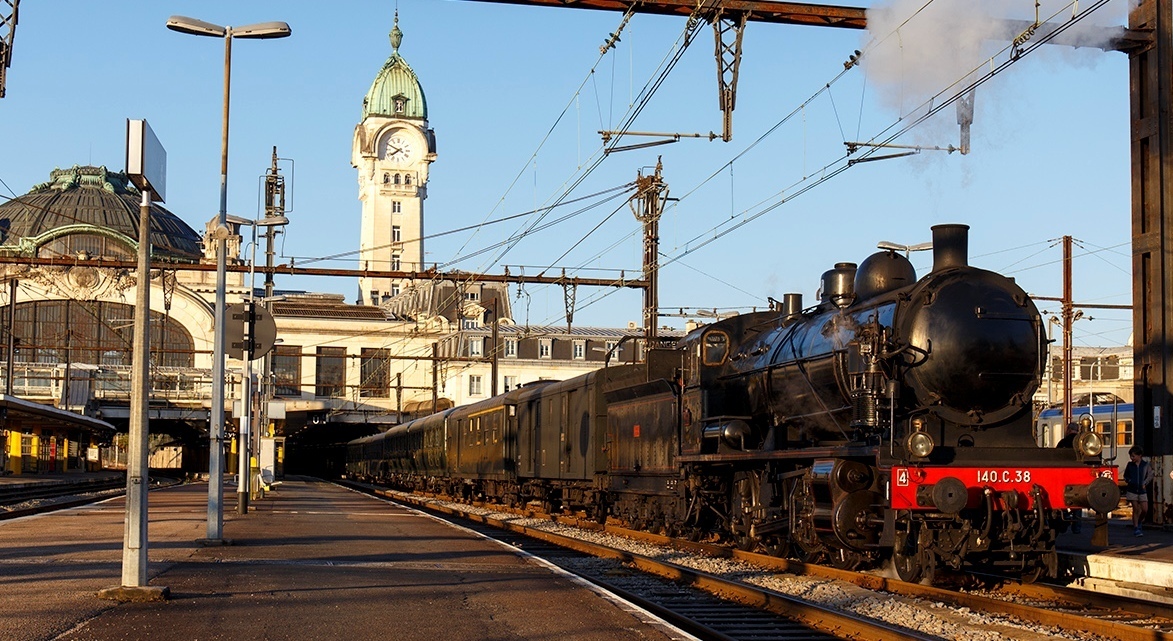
(556, 0, 1119, 324)
(391, 7, 713, 339)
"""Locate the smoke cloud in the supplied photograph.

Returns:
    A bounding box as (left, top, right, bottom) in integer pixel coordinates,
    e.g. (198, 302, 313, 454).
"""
(861, 0, 1130, 118)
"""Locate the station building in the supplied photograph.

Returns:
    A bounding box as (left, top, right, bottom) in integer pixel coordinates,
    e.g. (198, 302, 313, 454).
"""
(0, 16, 660, 476)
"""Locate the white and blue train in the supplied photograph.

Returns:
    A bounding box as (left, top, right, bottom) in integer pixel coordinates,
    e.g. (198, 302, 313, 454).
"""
(1037, 397, 1134, 472)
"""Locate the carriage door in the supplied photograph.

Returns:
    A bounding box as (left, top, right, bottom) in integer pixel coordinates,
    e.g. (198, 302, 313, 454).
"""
(453, 418, 465, 476)
(518, 400, 537, 476)
(504, 404, 517, 473)
(539, 393, 562, 478)
(563, 387, 587, 479)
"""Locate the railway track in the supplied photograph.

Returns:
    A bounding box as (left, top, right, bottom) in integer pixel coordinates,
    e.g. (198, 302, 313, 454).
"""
(343, 481, 1173, 641)
(342, 480, 928, 641)
(0, 474, 179, 520)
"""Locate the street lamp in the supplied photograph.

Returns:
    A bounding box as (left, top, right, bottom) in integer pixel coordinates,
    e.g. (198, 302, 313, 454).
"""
(166, 15, 291, 542)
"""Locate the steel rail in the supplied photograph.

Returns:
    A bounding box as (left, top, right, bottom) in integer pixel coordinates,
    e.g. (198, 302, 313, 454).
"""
(366, 484, 1173, 641)
(349, 483, 941, 641)
(588, 521, 1173, 640)
(0, 477, 182, 520)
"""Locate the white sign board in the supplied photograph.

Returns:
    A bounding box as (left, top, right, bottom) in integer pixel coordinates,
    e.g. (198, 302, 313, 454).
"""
(126, 119, 167, 202)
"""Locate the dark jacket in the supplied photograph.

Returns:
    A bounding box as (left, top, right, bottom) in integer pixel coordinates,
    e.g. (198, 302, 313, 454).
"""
(1124, 459, 1153, 495)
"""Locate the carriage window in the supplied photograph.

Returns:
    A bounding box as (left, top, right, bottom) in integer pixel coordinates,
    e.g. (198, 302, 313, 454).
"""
(702, 331, 730, 366)
(1117, 419, 1133, 447)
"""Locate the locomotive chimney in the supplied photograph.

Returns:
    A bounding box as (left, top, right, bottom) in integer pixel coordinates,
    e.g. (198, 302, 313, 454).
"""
(931, 224, 969, 273)
(782, 293, 803, 322)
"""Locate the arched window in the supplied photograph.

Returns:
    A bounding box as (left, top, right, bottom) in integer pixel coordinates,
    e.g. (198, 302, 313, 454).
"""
(10, 300, 195, 368)
(38, 233, 133, 261)
(394, 174, 401, 185)
(383, 173, 390, 184)
(404, 174, 412, 186)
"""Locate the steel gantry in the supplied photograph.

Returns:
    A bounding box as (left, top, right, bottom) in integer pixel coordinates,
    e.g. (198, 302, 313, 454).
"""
(0, 0, 17, 98)
(464, 1, 866, 142)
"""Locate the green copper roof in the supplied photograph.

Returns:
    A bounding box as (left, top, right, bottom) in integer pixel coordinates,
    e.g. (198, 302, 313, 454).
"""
(362, 14, 427, 121)
(0, 165, 203, 261)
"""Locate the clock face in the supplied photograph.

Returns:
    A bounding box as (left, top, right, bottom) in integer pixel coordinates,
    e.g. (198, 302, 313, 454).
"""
(383, 134, 414, 165)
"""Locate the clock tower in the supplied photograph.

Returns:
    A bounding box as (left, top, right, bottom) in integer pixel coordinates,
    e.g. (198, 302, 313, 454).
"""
(352, 13, 436, 305)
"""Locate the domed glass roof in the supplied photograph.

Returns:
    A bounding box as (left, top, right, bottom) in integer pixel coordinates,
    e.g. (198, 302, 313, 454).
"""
(0, 165, 203, 261)
(362, 14, 427, 121)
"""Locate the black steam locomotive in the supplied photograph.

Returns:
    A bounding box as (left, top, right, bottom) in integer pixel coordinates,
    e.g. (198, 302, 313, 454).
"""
(347, 224, 1119, 582)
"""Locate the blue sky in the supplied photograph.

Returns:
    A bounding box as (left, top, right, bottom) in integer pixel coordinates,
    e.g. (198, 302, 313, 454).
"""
(0, 0, 1133, 346)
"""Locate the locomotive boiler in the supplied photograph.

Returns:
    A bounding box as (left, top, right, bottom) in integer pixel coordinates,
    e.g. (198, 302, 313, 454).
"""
(348, 224, 1119, 583)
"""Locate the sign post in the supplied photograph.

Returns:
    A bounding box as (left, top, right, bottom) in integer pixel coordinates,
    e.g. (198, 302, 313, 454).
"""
(98, 119, 169, 601)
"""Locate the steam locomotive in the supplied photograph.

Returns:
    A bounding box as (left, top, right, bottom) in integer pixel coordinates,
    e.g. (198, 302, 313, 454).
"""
(347, 224, 1120, 582)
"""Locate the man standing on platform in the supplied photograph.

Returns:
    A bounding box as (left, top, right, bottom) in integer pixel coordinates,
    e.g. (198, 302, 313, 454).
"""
(1123, 446, 1154, 537)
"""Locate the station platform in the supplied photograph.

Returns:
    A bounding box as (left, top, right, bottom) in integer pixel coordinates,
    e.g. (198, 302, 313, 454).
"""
(1058, 513, 1173, 603)
(0, 479, 686, 641)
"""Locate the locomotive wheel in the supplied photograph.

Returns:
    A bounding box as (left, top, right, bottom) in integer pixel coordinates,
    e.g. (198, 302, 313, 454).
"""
(792, 529, 825, 563)
(1020, 564, 1045, 584)
(893, 548, 925, 583)
(762, 534, 792, 559)
(893, 530, 934, 583)
(734, 512, 758, 551)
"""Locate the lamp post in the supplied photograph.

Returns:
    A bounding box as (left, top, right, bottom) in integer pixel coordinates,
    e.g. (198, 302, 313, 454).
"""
(166, 15, 291, 542)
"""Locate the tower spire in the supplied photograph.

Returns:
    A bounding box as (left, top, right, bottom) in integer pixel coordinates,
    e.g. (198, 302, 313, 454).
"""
(390, 10, 402, 53)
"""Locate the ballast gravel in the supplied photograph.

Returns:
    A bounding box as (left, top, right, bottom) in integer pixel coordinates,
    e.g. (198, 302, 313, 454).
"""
(397, 493, 1109, 641)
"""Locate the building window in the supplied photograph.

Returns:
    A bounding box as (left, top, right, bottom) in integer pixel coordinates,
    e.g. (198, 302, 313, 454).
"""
(392, 201, 402, 214)
(391, 254, 401, 271)
(539, 339, 552, 359)
(383, 173, 389, 185)
(462, 318, 480, 330)
(273, 345, 302, 397)
(359, 348, 391, 398)
(605, 341, 618, 359)
(315, 347, 347, 398)
(573, 340, 585, 360)
(504, 338, 517, 359)
(392, 225, 402, 243)
(1080, 355, 1120, 381)
(405, 174, 412, 186)
(390, 284, 400, 297)
(394, 97, 406, 113)
(503, 375, 519, 392)
(469, 374, 483, 396)
(469, 337, 483, 357)
(464, 290, 480, 301)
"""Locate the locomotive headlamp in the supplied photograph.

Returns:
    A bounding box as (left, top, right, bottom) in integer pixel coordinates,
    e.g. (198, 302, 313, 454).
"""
(906, 431, 935, 459)
(1075, 430, 1103, 458)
